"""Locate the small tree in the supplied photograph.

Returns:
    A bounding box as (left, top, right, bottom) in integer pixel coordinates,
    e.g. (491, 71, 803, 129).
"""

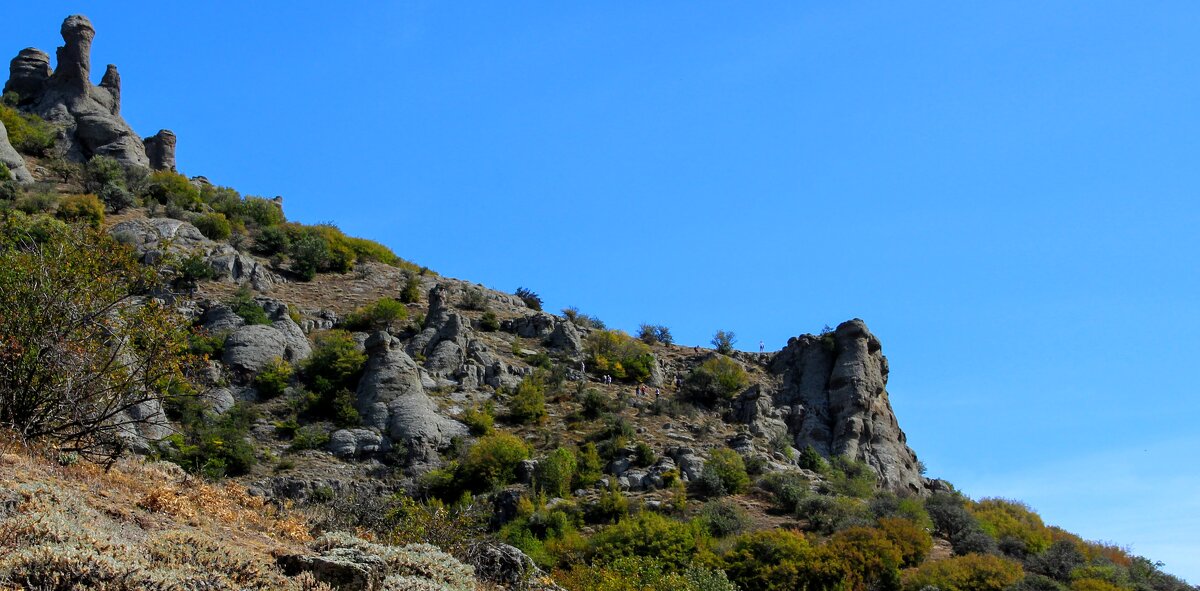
(515, 287, 543, 311)
(711, 330, 736, 354)
(0, 219, 194, 463)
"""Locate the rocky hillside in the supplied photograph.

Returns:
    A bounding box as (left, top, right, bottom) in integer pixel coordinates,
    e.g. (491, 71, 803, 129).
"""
(2, 14, 1195, 591)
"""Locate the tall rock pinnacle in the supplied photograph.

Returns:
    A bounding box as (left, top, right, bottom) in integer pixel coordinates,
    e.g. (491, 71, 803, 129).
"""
(52, 14, 95, 94)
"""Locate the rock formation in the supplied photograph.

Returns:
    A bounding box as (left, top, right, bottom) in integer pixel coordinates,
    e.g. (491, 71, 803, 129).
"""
(144, 129, 177, 171)
(760, 319, 925, 493)
(3, 15, 152, 167)
(0, 120, 34, 183)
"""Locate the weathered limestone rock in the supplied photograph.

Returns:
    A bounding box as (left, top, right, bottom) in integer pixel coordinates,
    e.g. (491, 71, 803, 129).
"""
(0, 120, 34, 183)
(4, 48, 51, 101)
(144, 129, 176, 171)
(357, 332, 468, 469)
(328, 429, 390, 458)
(768, 319, 924, 493)
(4, 15, 150, 167)
(109, 217, 278, 290)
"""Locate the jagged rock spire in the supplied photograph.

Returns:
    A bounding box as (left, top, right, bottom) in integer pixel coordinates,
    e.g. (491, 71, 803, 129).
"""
(144, 129, 176, 172)
(52, 14, 95, 94)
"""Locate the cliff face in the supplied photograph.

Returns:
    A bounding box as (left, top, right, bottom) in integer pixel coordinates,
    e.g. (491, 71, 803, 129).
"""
(765, 319, 924, 493)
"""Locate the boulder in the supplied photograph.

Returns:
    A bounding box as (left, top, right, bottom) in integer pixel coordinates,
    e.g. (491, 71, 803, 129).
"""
(4, 48, 51, 101)
(328, 429, 389, 458)
(144, 129, 176, 171)
(198, 303, 245, 334)
(222, 324, 307, 379)
(0, 119, 33, 183)
(356, 332, 468, 468)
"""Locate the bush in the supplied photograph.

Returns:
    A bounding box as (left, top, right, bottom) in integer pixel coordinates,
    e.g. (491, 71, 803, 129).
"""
(343, 297, 408, 331)
(301, 330, 368, 425)
(163, 402, 259, 478)
(970, 498, 1052, 556)
(239, 196, 287, 228)
(173, 252, 216, 291)
(289, 230, 330, 280)
(721, 529, 848, 591)
(227, 287, 271, 325)
(710, 330, 736, 354)
(459, 432, 530, 492)
(508, 372, 548, 423)
(555, 557, 737, 591)
(515, 287, 542, 310)
(574, 442, 603, 490)
(685, 356, 749, 404)
(877, 517, 933, 567)
(537, 447, 578, 498)
(253, 358, 293, 399)
(479, 310, 500, 332)
(638, 323, 674, 345)
(254, 224, 291, 255)
(823, 456, 877, 498)
(869, 492, 933, 530)
(0, 104, 57, 155)
(460, 288, 487, 310)
(144, 170, 201, 209)
(460, 402, 494, 436)
(796, 494, 871, 534)
(901, 553, 1024, 591)
(757, 471, 810, 512)
(586, 329, 655, 382)
(829, 526, 904, 591)
(590, 512, 703, 570)
(698, 499, 750, 537)
(697, 448, 750, 497)
(289, 424, 331, 451)
(193, 212, 233, 240)
(0, 219, 193, 462)
(55, 194, 104, 228)
(82, 155, 126, 194)
(98, 183, 134, 212)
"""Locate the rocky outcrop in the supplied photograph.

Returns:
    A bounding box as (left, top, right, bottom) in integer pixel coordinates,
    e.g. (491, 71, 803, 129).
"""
(0, 120, 34, 183)
(357, 332, 468, 469)
(4, 48, 51, 100)
(144, 129, 176, 171)
(110, 217, 277, 289)
(4, 15, 152, 167)
(767, 319, 924, 493)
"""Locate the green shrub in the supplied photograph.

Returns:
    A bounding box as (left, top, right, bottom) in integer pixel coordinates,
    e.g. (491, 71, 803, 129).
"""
(638, 324, 674, 345)
(83, 155, 126, 194)
(400, 273, 422, 303)
(698, 448, 750, 497)
(98, 183, 134, 212)
(227, 287, 270, 325)
(574, 442, 603, 490)
(757, 471, 810, 512)
(721, 529, 848, 591)
(556, 557, 737, 591)
(515, 287, 542, 310)
(289, 230, 329, 280)
(14, 191, 58, 214)
(302, 330, 367, 425)
(55, 194, 104, 228)
(970, 497, 1052, 555)
(633, 442, 656, 467)
(254, 224, 291, 255)
(869, 492, 933, 530)
(698, 499, 750, 537)
(239, 196, 286, 228)
(460, 402, 495, 436)
(537, 447, 578, 498)
(144, 170, 201, 209)
(710, 330, 736, 354)
(459, 432, 530, 492)
(173, 253, 216, 291)
(290, 425, 331, 451)
(684, 356, 749, 404)
(590, 512, 703, 570)
(823, 456, 877, 498)
(0, 104, 56, 155)
(796, 494, 871, 534)
(480, 310, 500, 332)
(187, 329, 227, 359)
(829, 526, 904, 591)
(253, 358, 293, 399)
(877, 517, 933, 568)
(460, 288, 487, 310)
(798, 445, 827, 471)
(580, 388, 610, 420)
(508, 372, 548, 423)
(342, 297, 408, 331)
(901, 553, 1024, 591)
(193, 212, 233, 240)
(162, 402, 259, 478)
(586, 329, 655, 382)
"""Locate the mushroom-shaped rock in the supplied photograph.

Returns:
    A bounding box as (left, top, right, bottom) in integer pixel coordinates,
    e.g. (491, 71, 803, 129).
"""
(51, 15, 95, 93)
(144, 129, 176, 171)
(4, 48, 51, 101)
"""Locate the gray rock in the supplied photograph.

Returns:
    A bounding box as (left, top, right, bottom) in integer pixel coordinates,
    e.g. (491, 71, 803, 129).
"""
(517, 459, 539, 485)
(8, 15, 150, 167)
(0, 119, 33, 183)
(328, 429, 389, 458)
(357, 332, 468, 468)
(202, 387, 236, 414)
(199, 303, 245, 334)
(4, 48, 51, 101)
(769, 319, 925, 493)
(144, 129, 176, 171)
(546, 319, 584, 356)
(222, 325, 293, 379)
(109, 218, 278, 288)
(278, 548, 384, 590)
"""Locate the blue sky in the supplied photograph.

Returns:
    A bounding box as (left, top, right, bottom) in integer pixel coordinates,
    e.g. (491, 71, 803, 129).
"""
(8, 2, 1199, 582)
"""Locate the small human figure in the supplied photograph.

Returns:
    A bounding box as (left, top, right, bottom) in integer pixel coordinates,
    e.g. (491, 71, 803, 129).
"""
(580, 361, 586, 374)
(654, 387, 660, 402)
(759, 340, 765, 353)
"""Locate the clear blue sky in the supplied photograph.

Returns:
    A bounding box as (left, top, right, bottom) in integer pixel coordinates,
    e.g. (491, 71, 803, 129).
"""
(8, 2, 1199, 581)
